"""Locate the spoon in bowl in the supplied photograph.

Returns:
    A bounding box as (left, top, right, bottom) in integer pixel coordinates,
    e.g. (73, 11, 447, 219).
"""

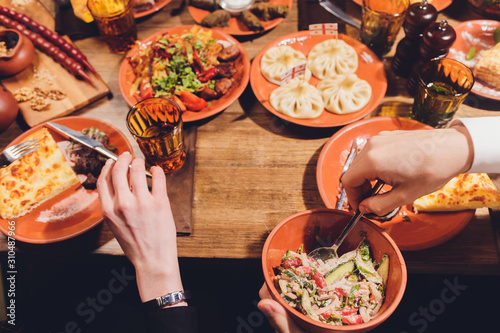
(308, 179, 385, 261)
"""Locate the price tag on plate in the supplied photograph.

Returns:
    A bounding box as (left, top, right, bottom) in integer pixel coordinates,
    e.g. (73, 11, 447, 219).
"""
(309, 23, 338, 38)
(281, 63, 307, 84)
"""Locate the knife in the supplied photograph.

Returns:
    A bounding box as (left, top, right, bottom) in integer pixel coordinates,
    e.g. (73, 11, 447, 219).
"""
(318, 0, 361, 30)
(336, 138, 363, 210)
(46, 122, 152, 178)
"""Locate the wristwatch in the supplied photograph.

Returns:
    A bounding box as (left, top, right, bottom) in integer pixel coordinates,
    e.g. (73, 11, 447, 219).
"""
(143, 290, 191, 310)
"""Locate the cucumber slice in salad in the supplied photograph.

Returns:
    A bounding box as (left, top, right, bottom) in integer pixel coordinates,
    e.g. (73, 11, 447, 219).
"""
(325, 261, 355, 286)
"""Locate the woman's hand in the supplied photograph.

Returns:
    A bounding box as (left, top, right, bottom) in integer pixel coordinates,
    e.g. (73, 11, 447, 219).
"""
(257, 284, 305, 333)
(97, 152, 185, 304)
(342, 124, 473, 216)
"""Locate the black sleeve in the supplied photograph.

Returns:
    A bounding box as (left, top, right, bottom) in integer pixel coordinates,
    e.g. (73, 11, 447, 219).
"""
(145, 306, 199, 333)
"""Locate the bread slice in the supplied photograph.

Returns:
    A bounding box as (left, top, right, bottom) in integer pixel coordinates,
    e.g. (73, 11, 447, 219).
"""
(474, 43, 500, 90)
(0, 128, 80, 219)
(413, 173, 500, 212)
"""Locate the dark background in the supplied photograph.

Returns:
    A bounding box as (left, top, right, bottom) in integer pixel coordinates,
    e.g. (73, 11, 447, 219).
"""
(1, 255, 499, 333)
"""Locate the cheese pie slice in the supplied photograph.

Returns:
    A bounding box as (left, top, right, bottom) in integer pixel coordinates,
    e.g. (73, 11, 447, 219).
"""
(0, 128, 80, 219)
(413, 173, 500, 213)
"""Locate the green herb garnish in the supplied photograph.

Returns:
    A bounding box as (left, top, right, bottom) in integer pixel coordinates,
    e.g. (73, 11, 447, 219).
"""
(466, 46, 476, 60)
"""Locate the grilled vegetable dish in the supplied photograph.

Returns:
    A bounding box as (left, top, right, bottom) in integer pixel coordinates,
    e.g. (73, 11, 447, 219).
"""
(127, 25, 241, 112)
(274, 240, 389, 326)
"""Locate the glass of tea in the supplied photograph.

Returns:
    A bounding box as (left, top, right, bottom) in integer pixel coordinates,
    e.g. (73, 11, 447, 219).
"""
(87, 0, 137, 54)
(360, 0, 409, 57)
(411, 58, 475, 128)
(127, 97, 186, 173)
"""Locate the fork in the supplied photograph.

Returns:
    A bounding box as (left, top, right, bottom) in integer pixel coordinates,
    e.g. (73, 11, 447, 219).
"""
(0, 139, 42, 167)
(336, 137, 365, 210)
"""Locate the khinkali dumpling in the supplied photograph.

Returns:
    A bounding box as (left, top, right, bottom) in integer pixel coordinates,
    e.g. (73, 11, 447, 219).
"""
(261, 45, 312, 85)
(316, 74, 372, 114)
(307, 39, 358, 79)
(269, 78, 324, 119)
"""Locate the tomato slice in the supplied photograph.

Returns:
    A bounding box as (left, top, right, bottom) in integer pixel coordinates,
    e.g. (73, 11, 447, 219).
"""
(139, 77, 153, 100)
(179, 90, 207, 111)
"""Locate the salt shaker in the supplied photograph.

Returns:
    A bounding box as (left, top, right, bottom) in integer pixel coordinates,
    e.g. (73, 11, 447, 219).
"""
(392, 0, 437, 77)
(407, 19, 456, 94)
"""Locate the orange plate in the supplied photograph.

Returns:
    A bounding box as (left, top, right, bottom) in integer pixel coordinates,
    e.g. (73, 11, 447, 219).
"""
(352, 0, 453, 12)
(188, 0, 292, 36)
(118, 25, 251, 123)
(316, 117, 475, 251)
(250, 32, 387, 128)
(0, 116, 134, 244)
(134, 0, 172, 19)
(448, 20, 500, 101)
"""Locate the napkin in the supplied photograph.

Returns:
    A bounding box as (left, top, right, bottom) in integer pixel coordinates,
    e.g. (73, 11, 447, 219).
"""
(166, 125, 197, 235)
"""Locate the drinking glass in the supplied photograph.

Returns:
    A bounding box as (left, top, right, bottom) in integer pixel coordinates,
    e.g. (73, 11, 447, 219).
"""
(360, 0, 409, 57)
(127, 97, 186, 173)
(87, 0, 137, 54)
(411, 58, 475, 128)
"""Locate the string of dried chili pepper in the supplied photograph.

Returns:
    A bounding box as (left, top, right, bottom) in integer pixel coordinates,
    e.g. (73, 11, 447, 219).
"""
(0, 6, 97, 75)
(0, 14, 93, 84)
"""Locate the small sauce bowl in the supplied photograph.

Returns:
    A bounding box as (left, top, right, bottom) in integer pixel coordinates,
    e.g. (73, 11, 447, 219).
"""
(218, 0, 255, 16)
(0, 29, 35, 77)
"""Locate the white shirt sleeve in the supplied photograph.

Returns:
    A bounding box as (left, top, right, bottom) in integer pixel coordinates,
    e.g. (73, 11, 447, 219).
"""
(451, 117, 500, 173)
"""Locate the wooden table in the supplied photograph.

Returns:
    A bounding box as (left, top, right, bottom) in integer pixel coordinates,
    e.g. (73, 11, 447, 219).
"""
(1, 0, 500, 276)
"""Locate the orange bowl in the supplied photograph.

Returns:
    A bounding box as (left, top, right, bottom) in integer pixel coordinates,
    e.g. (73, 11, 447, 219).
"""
(262, 209, 407, 333)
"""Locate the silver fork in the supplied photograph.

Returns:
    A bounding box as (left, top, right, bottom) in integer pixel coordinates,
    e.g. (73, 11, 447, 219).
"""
(0, 139, 42, 167)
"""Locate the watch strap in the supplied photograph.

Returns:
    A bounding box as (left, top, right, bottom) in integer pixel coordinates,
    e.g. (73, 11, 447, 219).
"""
(143, 290, 191, 310)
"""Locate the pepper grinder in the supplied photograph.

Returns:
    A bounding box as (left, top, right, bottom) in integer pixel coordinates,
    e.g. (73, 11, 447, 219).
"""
(392, 0, 437, 78)
(407, 19, 456, 95)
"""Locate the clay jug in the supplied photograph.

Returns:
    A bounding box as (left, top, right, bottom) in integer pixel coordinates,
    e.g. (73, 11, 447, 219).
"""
(0, 29, 35, 77)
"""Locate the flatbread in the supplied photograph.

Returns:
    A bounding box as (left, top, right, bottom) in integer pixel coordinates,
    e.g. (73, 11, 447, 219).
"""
(413, 173, 500, 212)
(474, 43, 500, 90)
(0, 128, 80, 219)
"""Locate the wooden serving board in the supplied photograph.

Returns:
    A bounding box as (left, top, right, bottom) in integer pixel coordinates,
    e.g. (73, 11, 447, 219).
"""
(0, 0, 110, 127)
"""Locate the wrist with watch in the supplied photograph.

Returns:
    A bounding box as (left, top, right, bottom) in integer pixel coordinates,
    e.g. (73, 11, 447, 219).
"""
(142, 290, 191, 310)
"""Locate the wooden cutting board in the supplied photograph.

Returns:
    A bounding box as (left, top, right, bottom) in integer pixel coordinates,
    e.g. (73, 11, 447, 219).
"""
(0, 0, 109, 127)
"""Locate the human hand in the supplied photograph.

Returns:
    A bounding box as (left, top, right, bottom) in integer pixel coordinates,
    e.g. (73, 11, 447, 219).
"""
(97, 152, 185, 304)
(257, 284, 305, 333)
(341, 124, 473, 216)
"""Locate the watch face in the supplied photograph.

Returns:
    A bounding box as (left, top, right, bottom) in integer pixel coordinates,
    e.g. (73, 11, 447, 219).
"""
(159, 291, 184, 306)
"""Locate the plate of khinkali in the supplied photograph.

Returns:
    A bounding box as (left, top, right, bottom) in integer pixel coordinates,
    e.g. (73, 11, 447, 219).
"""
(250, 31, 387, 127)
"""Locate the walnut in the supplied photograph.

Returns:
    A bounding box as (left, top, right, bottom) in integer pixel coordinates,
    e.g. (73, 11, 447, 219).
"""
(47, 89, 66, 100)
(30, 96, 50, 111)
(13, 87, 34, 102)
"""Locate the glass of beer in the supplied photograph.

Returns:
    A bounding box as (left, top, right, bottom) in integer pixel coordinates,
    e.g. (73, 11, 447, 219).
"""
(411, 58, 475, 128)
(87, 0, 137, 54)
(360, 0, 409, 57)
(127, 97, 186, 173)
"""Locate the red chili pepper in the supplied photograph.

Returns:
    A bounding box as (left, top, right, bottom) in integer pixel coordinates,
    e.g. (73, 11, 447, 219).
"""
(313, 272, 327, 289)
(0, 6, 97, 75)
(0, 14, 92, 84)
(179, 90, 207, 111)
(198, 67, 219, 83)
(191, 52, 203, 74)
